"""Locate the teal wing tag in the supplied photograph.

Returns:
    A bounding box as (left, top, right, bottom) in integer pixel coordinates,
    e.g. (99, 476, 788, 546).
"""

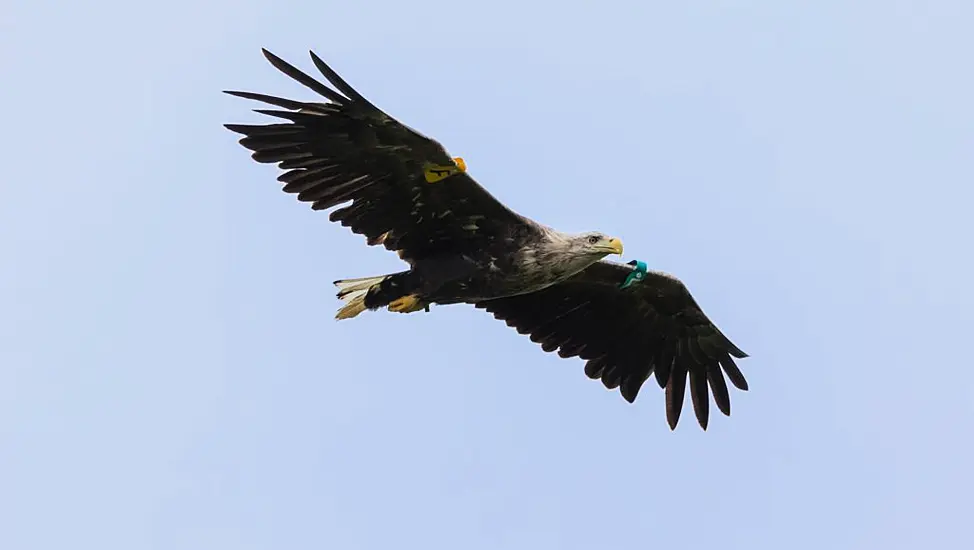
(620, 260, 648, 289)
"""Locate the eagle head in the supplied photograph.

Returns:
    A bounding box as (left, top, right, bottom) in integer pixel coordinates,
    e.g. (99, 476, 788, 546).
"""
(573, 232, 624, 257)
(531, 229, 625, 279)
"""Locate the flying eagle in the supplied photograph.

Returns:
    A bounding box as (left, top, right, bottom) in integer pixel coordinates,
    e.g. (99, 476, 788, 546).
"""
(225, 49, 750, 430)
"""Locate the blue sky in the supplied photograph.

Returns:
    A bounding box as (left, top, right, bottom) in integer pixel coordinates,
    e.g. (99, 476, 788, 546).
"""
(3, 1, 973, 548)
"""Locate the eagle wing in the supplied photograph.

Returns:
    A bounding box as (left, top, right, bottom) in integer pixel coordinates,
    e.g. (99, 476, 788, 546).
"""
(225, 49, 537, 263)
(476, 260, 749, 430)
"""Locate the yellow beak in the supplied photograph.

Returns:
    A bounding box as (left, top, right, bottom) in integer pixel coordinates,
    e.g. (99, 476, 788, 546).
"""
(606, 237, 624, 256)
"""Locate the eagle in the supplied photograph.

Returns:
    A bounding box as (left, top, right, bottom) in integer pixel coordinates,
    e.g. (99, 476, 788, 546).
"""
(225, 49, 750, 430)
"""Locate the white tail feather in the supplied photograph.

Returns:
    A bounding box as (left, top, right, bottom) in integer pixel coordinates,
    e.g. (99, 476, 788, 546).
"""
(334, 275, 387, 297)
(334, 275, 387, 319)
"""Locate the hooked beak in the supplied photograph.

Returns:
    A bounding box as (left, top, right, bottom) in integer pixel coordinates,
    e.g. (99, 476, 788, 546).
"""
(605, 237, 624, 256)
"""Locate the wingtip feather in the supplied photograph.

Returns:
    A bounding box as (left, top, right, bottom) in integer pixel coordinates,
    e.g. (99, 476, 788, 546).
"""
(689, 369, 710, 430)
(261, 47, 280, 63)
(620, 386, 637, 404)
(667, 413, 679, 431)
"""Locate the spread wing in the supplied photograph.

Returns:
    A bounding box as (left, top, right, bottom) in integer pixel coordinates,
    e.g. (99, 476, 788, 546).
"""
(225, 49, 538, 263)
(476, 260, 749, 430)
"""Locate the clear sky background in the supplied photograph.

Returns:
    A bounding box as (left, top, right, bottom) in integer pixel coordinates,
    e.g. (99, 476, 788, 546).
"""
(3, 1, 973, 548)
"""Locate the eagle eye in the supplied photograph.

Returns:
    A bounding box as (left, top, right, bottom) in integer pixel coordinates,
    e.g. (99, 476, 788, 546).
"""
(587, 235, 601, 244)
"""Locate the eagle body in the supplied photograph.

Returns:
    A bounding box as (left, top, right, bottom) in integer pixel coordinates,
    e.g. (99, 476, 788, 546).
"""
(401, 226, 623, 306)
(226, 49, 752, 430)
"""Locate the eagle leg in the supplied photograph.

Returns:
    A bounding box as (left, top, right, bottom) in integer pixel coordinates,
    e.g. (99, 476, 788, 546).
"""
(388, 294, 426, 314)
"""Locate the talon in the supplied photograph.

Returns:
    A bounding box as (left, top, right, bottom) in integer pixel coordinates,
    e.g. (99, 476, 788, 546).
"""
(388, 294, 424, 313)
(453, 157, 466, 171)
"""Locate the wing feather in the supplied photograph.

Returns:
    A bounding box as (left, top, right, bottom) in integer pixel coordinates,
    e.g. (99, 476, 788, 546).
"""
(226, 49, 538, 262)
(477, 260, 749, 430)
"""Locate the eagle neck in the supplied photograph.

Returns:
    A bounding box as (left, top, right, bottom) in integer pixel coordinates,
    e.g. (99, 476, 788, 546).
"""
(521, 227, 600, 282)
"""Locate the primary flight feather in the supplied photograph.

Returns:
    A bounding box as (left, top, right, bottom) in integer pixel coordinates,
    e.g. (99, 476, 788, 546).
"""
(225, 49, 750, 430)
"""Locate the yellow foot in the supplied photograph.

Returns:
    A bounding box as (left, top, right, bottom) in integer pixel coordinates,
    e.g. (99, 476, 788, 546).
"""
(388, 294, 424, 313)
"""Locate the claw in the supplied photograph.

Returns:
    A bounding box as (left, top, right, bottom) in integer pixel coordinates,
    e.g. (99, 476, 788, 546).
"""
(388, 294, 424, 313)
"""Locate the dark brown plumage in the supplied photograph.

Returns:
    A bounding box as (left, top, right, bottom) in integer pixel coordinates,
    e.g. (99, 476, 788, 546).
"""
(225, 48, 751, 431)
(225, 49, 532, 266)
(476, 262, 748, 430)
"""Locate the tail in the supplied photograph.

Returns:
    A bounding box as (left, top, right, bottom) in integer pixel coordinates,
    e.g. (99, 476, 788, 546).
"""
(333, 271, 420, 320)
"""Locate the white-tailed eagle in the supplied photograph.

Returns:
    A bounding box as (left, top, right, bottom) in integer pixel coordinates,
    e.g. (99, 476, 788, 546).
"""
(225, 49, 750, 430)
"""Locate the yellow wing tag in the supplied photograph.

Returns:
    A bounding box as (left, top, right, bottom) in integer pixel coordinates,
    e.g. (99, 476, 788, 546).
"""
(424, 157, 467, 183)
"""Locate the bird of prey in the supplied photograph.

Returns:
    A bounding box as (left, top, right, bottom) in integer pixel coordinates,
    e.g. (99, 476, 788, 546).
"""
(225, 49, 750, 430)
